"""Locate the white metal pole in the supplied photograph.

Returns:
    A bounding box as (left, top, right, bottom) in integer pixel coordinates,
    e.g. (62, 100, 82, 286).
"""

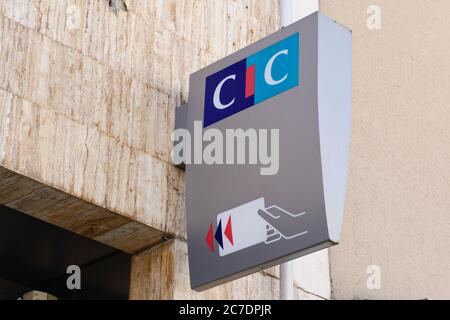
(280, 0, 293, 28)
(280, 0, 294, 301)
(280, 261, 294, 300)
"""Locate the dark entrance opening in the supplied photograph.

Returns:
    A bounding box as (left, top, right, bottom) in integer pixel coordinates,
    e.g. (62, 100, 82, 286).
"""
(0, 205, 131, 300)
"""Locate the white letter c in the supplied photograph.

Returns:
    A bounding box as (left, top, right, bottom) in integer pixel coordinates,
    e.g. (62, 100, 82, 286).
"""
(213, 75, 236, 109)
(264, 50, 289, 86)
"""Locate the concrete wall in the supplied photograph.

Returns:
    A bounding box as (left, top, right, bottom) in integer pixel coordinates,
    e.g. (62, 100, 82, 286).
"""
(321, 0, 450, 300)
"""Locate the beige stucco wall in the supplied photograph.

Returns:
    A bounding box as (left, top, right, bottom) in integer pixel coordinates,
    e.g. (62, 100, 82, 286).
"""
(321, 0, 450, 299)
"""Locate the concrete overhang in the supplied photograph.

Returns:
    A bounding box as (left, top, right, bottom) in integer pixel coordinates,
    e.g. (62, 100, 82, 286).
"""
(0, 166, 171, 254)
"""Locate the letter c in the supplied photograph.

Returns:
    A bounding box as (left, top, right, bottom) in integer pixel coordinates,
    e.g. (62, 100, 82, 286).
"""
(213, 75, 236, 109)
(264, 50, 289, 86)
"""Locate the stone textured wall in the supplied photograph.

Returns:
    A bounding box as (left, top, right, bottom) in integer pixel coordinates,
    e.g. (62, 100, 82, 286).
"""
(0, 0, 279, 239)
(321, 0, 450, 299)
(130, 239, 281, 300)
(130, 238, 327, 300)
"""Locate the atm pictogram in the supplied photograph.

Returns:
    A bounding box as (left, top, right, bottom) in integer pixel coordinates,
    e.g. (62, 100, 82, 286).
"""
(204, 198, 308, 256)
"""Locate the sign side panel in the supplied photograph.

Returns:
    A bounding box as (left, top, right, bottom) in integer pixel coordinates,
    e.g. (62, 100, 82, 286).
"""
(318, 13, 352, 243)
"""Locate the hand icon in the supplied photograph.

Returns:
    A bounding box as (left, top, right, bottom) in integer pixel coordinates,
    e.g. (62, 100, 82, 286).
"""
(258, 206, 308, 240)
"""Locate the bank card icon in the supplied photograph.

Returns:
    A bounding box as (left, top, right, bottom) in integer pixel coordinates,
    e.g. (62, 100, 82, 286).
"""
(205, 198, 308, 256)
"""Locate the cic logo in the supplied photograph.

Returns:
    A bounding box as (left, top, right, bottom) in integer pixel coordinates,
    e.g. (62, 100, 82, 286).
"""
(204, 33, 300, 127)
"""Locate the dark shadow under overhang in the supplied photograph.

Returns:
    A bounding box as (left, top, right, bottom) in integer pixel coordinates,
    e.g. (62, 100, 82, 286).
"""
(0, 204, 131, 300)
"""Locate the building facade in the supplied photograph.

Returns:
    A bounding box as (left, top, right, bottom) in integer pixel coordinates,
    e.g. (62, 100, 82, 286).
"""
(0, 0, 330, 300)
(0, 0, 449, 300)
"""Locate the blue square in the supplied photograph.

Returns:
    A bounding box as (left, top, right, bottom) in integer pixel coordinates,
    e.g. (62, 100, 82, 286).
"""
(246, 33, 299, 104)
(203, 60, 254, 127)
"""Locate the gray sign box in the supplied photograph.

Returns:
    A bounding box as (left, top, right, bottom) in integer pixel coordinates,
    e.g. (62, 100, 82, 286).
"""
(184, 12, 352, 291)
